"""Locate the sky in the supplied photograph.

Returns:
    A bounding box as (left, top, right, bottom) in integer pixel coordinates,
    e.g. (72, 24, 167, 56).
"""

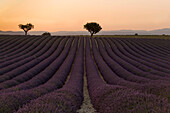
(0, 0, 170, 32)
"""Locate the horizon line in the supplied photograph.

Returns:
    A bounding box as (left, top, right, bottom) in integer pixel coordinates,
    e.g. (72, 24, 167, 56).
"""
(1, 27, 170, 32)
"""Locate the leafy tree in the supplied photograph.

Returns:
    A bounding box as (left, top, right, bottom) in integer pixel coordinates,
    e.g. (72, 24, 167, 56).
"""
(18, 23, 34, 35)
(42, 32, 51, 36)
(84, 22, 102, 37)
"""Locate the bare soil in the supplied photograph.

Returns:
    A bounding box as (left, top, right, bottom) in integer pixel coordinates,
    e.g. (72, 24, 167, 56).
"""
(77, 75, 97, 113)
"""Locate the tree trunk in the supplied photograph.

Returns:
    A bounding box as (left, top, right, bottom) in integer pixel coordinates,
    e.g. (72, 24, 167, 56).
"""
(91, 33, 94, 38)
(25, 31, 28, 35)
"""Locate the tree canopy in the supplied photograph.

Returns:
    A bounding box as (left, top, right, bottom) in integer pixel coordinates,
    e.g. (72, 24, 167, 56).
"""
(18, 23, 34, 35)
(42, 32, 51, 36)
(84, 22, 102, 37)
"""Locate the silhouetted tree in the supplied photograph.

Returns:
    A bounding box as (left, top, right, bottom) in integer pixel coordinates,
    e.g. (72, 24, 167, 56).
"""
(135, 33, 138, 36)
(18, 23, 34, 35)
(42, 32, 51, 36)
(84, 22, 102, 38)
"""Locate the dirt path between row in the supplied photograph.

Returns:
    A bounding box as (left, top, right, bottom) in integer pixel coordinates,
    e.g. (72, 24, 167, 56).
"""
(77, 74, 97, 113)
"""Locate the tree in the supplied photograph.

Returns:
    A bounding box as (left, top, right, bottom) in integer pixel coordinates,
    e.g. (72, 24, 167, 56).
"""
(18, 23, 34, 35)
(84, 22, 102, 37)
(42, 32, 51, 36)
(135, 33, 138, 36)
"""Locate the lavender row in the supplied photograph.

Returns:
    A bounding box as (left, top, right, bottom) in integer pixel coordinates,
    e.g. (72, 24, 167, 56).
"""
(0, 36, 36, 56)
(117, 38, 169, 63)
(85, 37, 169, 113)
(0, 37, 56, 73)
(105, 38, 170, 77)
(91, 38, 170, 99)
(16, 37, 84, 113)
(117, 39, 170, 70)
(0, 37, 43, 62)
(122, 39, 170, 65)
(146, 39, 170, 52)
(122, 38, 170, 68)
(122, 38, 169, 60)
(0, 38, 68, 91)
(120, 38, 170, 56)
(0, 37, 28, 54)
(0, 35, 7, 40)
(0, 35, 27, 47)
(130, 39, 170, 60)
(99, 38, 170, 81)
(97, 38, 170, 99)
(0, 36, 42, 62)
(0, 35, 26, 50)
(96, 38, 170, 100)
(0, 37, 78, 113)
(90, 38, 142, 87)
(0, 35, 11, 44)
(92, 38, 151, 84)
(0, 38, 64, 84)
(0, 36, 56, 68)
(0, 36, 40, 57)
(132, 38, 170, 54)
(110, 38, 170, 73)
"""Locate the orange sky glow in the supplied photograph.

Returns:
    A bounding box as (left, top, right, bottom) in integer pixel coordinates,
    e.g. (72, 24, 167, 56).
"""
(0, 0, 170, 32)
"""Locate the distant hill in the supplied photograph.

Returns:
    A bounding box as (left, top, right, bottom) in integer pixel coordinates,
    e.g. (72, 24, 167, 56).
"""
(0, 30, 23, 35)
(0, 28, 170, 35)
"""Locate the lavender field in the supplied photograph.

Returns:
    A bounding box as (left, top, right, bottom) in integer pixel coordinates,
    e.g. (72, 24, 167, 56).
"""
(0, 35, 169, 113)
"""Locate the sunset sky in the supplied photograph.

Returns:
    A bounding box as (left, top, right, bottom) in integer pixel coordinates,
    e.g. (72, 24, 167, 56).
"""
(0, 0, 170, 32)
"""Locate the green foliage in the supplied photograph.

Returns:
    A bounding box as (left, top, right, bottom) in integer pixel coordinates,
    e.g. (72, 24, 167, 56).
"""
(84, 22, 102, 37)
(18, 23, 34, 35)
(42, 32, 51, 36)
